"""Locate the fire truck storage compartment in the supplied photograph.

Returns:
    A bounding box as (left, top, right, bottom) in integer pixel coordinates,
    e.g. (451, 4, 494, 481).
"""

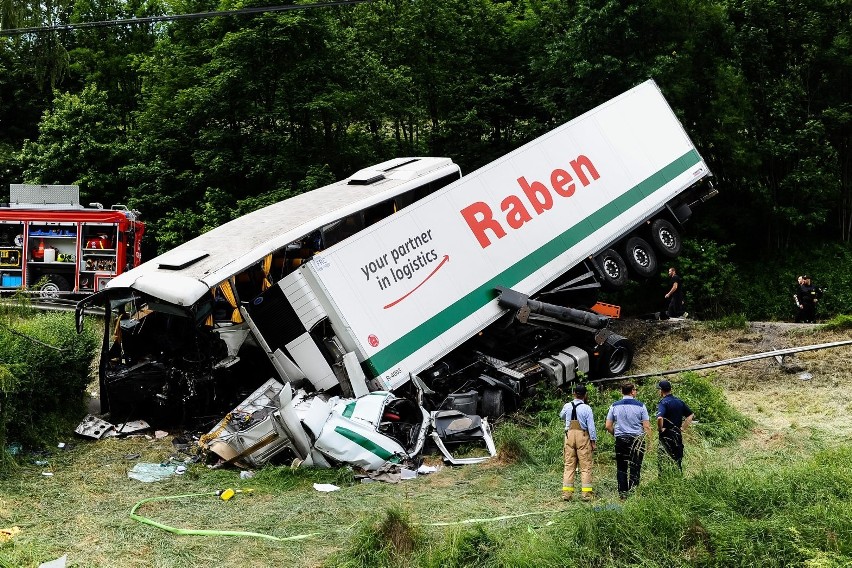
(80, 223, 119, 292)
(0, 221, 24, 287)
(26, 221, 77, 291)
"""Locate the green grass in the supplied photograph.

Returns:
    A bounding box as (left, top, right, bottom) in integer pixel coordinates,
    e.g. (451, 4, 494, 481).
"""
(0, 352, 847, 566)
(818, 314, 852, 331)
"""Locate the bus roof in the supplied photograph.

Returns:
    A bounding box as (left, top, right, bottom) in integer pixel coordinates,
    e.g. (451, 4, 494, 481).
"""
(108, 157, 459, 305)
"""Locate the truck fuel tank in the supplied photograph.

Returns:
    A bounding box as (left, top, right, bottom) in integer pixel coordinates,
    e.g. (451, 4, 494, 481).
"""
(537, 346, 589, 387)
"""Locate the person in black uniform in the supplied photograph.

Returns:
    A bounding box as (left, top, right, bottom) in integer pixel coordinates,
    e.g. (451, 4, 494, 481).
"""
(794, 275, 820, 323)
(656, 380, 694, 475)
(664, 267, 686, 318)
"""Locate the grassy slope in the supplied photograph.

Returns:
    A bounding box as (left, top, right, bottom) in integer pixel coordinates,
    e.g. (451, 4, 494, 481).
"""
(0, 321, 850, 567)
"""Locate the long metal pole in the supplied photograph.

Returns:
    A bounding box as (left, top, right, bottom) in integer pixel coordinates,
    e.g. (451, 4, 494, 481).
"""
(592, 339, 852, 383)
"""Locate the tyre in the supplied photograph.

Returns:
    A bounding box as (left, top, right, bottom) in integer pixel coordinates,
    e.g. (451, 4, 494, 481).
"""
(594, 248, 628, 288)
(623, 236, 657, 278)
(650, 219, 682, 258)
(37, 274, 71, 299)
(600, 333, 633, 377)
(480, 387, 505, 419)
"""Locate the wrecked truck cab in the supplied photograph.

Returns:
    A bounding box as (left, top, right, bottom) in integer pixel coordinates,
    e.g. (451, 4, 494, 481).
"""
(203, 379, 434, 471)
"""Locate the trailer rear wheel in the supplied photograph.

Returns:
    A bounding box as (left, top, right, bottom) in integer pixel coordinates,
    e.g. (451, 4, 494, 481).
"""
(624, 236, 657, 278)
(37, 274, 71, 299)
(600, 334, 633, 377)
(595, 249, 628, 288)
(650, 219, 682, 258)
(481, 388, 505, 419)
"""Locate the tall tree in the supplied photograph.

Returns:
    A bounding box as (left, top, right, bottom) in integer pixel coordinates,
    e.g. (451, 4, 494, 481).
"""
(18, 85, 130, 206)
(723, 0, 846, 250)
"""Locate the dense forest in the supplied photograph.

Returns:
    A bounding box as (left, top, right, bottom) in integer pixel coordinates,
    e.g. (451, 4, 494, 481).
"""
(0, 0, 850, 317)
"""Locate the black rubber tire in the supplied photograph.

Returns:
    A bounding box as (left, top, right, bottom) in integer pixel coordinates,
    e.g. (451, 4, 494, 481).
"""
(600, 333, 634, 377)
(623, 236, 658, 278)
(480, 387, 505, 419)
(595, 248, 628, 288)
(37, 274, 71, 299)
(650, 219, 682, 258)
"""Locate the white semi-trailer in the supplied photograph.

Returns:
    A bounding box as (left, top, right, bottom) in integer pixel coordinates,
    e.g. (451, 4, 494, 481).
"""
(76, 80, 714, 466)
(301, 79, 713, 400)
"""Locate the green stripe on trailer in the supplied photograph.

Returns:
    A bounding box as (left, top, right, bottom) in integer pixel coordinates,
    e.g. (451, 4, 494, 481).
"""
(365, 149, 701, 376)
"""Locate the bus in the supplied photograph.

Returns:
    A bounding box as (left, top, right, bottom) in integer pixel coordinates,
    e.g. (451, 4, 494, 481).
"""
(76, 157, 462, 422)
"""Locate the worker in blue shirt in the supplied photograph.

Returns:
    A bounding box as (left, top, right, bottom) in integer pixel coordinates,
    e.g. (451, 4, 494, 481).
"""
(559, 384, 597, 501)
(656, 380, 694, 474)
(605, 383, 652, 498)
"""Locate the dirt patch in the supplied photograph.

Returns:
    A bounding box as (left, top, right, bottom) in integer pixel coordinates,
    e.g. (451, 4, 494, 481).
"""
(611, 319, 852, 439)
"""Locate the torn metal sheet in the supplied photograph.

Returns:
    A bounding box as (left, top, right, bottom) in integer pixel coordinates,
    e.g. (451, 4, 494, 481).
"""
(75, 415, 115, 439)
(108, 420, 150, 436)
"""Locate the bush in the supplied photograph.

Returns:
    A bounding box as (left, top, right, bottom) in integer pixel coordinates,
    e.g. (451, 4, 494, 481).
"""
(0, 311, 98, 465)
(647, 372, 752, 445)
(819, 314, 852, 331)
(332, 507, 423, 568)
(704, 312, 749, 331)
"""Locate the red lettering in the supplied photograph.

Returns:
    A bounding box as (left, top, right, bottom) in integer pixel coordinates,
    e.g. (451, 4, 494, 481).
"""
(460, 201, 506, 249)
(550, 168, 575, 197)
(517, 176, 553, 215)
(501, 195, 532, 229)
(459, 154, 600, 247)
(570, 155, 600, 186)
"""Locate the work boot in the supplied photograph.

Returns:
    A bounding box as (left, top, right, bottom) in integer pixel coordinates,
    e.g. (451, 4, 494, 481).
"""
(562, 491, 573, 501)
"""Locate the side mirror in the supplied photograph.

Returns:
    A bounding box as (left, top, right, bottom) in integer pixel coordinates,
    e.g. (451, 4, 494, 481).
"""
(75, 303, 85, 333)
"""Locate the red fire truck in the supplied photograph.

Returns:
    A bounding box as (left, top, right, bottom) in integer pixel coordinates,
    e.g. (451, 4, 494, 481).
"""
(0, 184, 144, 297)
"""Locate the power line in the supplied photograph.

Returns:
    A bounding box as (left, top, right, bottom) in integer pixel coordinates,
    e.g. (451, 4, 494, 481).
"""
(0, 0, 369, 36)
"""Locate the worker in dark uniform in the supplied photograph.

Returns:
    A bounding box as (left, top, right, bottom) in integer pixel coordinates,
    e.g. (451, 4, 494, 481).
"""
(605, 383, 652, 498)
(656, 380, 694, 475)
(794, 275, 819, 323)
(664, 267, 686, 318)
(559, 384, 597, 501)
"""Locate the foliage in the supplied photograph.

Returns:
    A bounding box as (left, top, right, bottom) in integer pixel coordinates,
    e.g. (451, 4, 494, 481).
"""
(675, 238, 738, 319)
(18, 85, 130, 207)
(819, 314, 852, 331)
(704, 312, 749, 331)
(0, 311, 97, 464)
(725, 242, 852, 321)
(0, 0, 850, 312)
(654, 372, 752, 445)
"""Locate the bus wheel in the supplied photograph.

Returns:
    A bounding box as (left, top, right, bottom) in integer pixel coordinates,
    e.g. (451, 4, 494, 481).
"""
(650, 219, 682, 258)
(37, 274, 71, 299)
(600, 333, 634, 377)
(595, 249, 628, 288)
(623, 236, 657, 278)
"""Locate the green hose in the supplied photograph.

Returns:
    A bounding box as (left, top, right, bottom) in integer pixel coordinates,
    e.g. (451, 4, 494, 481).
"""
(129, 491, 320, 542)
(130, 490, 561, 542)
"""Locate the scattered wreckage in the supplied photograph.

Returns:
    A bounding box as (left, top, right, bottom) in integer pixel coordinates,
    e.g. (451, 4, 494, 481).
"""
(75, 81, 715, 472)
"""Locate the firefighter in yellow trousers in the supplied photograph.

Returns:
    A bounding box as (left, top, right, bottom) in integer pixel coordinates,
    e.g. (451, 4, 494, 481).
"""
(560, 384, 597, 500)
